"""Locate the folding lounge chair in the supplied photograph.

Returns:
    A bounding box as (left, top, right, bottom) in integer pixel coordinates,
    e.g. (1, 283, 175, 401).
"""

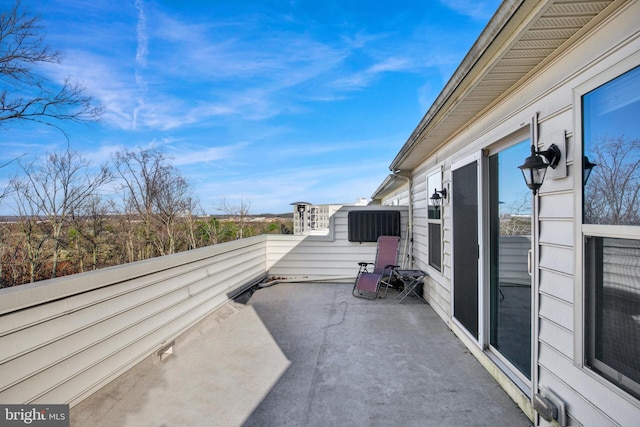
(352, 235, 400, 299)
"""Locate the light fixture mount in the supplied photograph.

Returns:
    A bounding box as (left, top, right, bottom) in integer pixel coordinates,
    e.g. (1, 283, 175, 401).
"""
(430, 188, 447, 207)
(518, 144, 561, 195)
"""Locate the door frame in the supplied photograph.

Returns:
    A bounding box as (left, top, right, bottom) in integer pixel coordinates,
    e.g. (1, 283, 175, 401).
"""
(450, 151, 485, 346)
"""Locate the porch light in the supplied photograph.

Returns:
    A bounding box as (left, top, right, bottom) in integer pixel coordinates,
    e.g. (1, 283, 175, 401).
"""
(430, 188, 447, 207)
(518, 144, 561, 195)
(583, 155, 597, 185)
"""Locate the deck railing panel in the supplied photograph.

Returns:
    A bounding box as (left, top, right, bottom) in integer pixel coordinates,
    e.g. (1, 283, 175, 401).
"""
(0, 207, 409, 407)
(266, 206, 409, 279)
(0, 236, 268, 406)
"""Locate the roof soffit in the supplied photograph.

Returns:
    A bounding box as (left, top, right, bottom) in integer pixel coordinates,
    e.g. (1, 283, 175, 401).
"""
(391, 0, 617, 171)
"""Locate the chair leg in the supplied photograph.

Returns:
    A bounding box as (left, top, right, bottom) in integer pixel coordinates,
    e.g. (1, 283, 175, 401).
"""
(378, 267, 397, 299)
(378, 279, 390, 298)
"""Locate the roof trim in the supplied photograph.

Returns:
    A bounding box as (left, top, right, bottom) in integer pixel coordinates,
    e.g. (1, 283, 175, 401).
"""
(389, 0, 620, 173)
(389, 0, 527, 171)
(370, 173, 409, 202)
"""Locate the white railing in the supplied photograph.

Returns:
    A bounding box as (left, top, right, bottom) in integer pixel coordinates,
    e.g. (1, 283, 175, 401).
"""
(268, 206, 410, 279)
(0, 236, 268, 406)
(0, 205, 408, 407)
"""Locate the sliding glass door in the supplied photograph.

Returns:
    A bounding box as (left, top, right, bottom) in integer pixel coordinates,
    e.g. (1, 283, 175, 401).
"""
(488, 140, 532, 379)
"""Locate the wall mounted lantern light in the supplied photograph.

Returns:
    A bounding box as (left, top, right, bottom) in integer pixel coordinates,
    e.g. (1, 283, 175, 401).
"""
(518, 144, 561, 195)
(430, 188, 448, 208)
(583, 155, 597, 185)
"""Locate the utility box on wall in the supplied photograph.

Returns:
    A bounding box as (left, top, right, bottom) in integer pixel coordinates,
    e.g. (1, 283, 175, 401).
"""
(348, 210, 401, 242)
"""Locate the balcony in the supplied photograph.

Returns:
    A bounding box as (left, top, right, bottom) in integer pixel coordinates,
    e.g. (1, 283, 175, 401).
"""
(0, 206, 529, 426)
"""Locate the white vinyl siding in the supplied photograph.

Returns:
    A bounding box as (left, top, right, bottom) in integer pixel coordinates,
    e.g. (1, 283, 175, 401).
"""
(0, 205, 410, 408)
(268, 206, 409, 278)
(402, 2, 640, 424)
(0, 237, 267, 406)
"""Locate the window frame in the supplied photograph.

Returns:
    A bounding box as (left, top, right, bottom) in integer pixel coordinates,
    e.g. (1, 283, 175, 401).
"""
(584, 235, 640, 399)
(426, 166, 444, 273)
(574, 52, 640, 400)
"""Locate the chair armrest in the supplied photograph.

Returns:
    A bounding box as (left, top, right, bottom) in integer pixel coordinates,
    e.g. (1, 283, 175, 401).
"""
(382, 265, 399, 276)
(357, 262, 373, 274)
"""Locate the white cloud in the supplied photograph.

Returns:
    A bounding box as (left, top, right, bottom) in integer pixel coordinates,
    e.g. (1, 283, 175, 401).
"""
(418, 82, 436, 112)
(42, 4, 462, 134)
(40, 50, 141, 129)
(341, 31, 387, 49)
(170, 142, 249, 166)
(135, 0, 149, 67)
(193, 160, 390, 214)
(79, 143, 122, 166)
(330, 56, 413, 91)
(438, 0, 499, 21)
(152, 12, 345, 85)
(134, 0, 150, 130)
(369, 57, 412, 73)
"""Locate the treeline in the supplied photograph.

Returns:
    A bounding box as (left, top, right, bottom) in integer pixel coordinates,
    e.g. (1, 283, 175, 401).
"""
(0, 146, 291, 288)
(0, 3, 294, 288)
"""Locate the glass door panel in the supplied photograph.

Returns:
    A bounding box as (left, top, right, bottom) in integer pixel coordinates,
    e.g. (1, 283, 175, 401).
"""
(489, 140, 532, 379)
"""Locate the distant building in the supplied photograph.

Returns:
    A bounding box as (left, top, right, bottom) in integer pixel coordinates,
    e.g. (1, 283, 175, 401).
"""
(291, 199, 368, 235)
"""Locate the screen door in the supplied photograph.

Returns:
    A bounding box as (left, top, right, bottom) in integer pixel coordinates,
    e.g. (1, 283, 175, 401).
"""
(452, 159, 479, 339)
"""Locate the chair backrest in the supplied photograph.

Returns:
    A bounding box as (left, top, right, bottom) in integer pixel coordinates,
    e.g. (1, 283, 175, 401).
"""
(372, 235, 400, 274)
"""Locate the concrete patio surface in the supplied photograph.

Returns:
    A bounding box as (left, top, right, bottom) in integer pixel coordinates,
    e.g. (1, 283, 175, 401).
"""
(71, 281, 530, 427)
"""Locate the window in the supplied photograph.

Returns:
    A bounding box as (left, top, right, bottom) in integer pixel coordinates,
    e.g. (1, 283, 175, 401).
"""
(583, 65, 640, 225)
(427, 170, 442, 271)
(582, 65, 640, 399)
(585, 236, 640, 398)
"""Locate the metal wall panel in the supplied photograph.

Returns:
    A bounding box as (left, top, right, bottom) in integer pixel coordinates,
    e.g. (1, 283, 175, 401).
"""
(347, 210, 401, 242)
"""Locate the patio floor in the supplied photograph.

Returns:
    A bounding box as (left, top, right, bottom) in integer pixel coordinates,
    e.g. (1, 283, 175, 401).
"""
(71, 281, 530, 427)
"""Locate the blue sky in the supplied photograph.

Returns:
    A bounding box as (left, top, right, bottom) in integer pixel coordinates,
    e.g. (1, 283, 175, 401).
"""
(1, 0, 501, 214)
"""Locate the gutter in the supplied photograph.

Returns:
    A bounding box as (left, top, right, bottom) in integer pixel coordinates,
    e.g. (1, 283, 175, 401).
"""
(370, 173, 406, 203)
(392, 171, 413, 269)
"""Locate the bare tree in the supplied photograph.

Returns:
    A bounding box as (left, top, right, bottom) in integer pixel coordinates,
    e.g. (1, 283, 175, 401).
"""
(153, 170, 193, 255)
(0, 225, 31, 287)
(113, 148, 162, 260)
(585, 136, 640, 225)
(11, 183, 48, 283)
(113, 147, 199, 259)
(217, 198, 251, 239)
(12, 146, 112, 278)
(0, 1, 102, 131)
(113, 212, 138, 264)
(500, 193, 532, 236)
(181, 196, 201, 250)
(197, 216, 221, 246)
(70, 195, 114, 271)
